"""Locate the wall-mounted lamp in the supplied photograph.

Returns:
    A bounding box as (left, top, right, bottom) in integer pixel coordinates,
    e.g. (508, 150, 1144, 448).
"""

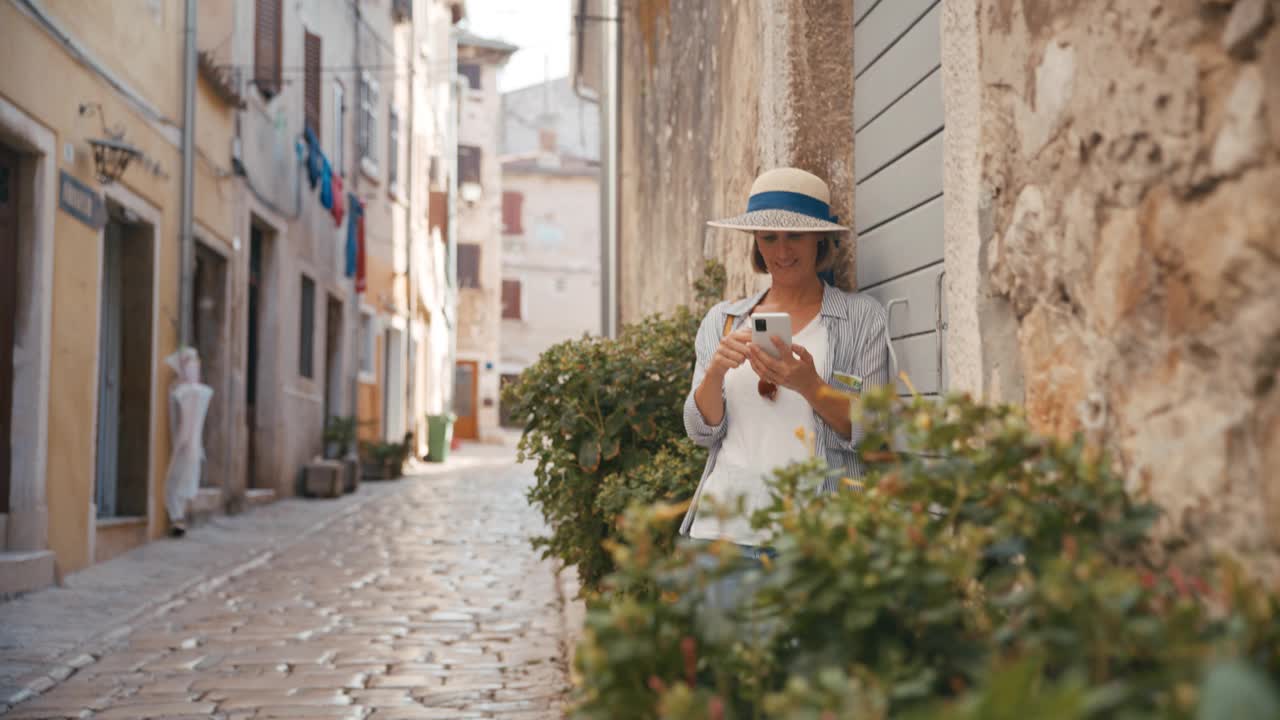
(78, 103, 142, 185)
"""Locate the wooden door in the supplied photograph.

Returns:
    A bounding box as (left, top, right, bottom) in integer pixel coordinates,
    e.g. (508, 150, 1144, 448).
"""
(453, 360, 478, 440)
(0, 145, 17, 514)
(95, 223, 124, 517)
(245, 226, 263, 488)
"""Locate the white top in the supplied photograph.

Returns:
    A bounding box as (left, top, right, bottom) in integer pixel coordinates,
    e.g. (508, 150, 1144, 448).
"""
(689, 317, 829, 546)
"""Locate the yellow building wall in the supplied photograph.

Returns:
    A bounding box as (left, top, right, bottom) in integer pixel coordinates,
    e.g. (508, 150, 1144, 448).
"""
(0, 1, 237, 574)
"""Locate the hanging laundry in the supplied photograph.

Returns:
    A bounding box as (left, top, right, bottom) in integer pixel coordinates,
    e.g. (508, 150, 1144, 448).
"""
(304, 127, 323, 190)
(319, 157, 334, 210)
(345, 192, 361, 278)
(356, 198, 367, 294)
(331, 174, 345, 226)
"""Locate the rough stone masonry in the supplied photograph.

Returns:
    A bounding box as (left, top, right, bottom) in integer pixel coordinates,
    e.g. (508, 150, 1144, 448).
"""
(969, 0, 1280, 577)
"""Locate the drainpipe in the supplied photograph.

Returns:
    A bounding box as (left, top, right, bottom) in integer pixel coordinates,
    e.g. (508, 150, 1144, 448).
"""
(574, 0, 620, 338)
(178, 0, 197, 347)
(349, 1, 362, 427)
(601, 0, 620, 338)
(405, 20, 417, 450)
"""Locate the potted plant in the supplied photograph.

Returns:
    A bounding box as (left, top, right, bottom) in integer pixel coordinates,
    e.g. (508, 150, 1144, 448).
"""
(361, 432, 414, 480)
(322, 415, 356, 460)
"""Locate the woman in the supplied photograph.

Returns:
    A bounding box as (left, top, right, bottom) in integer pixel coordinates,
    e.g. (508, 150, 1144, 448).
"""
(682, 167, 891, 558)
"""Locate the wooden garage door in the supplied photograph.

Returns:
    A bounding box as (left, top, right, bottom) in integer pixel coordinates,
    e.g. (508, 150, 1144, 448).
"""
(853, 0, 946, 398)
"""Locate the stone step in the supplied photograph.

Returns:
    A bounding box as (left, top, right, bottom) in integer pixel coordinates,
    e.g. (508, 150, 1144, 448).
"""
(0, 550, 56, 597)
(243, 488, 276, 507)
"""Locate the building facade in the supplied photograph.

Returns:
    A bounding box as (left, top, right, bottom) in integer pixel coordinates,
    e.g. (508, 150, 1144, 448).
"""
(0, 0, 239, 588)
(498, 77, 601, 425)
(0, 0, 465, 594)
(583, 0, 1280, 577)
(453, 30, 515, 443)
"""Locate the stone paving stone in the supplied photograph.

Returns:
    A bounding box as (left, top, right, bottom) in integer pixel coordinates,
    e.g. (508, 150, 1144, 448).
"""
(4, 453, 571, 719)
(93, 700, 218, 718)
(367, 707, 486, 719)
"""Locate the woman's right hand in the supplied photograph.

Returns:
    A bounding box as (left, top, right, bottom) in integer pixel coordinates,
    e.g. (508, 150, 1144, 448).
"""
(706, 328, 753, 381)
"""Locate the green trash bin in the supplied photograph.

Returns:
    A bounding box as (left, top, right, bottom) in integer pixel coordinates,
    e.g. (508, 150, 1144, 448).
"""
(427, 414, 455, 463)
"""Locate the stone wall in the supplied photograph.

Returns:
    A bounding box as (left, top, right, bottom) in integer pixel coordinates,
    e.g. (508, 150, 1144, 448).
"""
(617, 0, 854, 323)
(960, 0, 1280, 575)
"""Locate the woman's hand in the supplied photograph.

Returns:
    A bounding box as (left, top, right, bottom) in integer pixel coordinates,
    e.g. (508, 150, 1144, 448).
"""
(749, 338, 822, 400)
(706, 328, 753, 381)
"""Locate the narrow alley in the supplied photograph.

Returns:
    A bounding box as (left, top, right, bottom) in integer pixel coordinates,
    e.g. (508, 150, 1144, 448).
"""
(1, 451, 572, 720)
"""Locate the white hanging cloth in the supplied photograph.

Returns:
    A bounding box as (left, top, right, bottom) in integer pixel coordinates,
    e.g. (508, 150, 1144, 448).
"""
(164, 347, 213, 525)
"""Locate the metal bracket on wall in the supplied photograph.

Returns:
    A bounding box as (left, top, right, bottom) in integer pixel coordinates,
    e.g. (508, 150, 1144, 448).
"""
(934, 269, 948, 393)
(884, 297, 906, 384)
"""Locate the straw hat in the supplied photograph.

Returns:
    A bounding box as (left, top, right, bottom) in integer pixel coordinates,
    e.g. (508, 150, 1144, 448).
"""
(707, 167, 848, 233)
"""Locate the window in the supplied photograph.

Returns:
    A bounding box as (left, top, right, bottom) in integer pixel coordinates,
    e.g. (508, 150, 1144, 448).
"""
(359, 309, 376, 380)
(358, 72, 380, 174)
(303, 31, 322, 135)
(332, 81, 345, 175)
(428, 155, 441, 190)
(388, 107, 401, 196)
(458, 145, 481, 186)
(457, 244, 481, 288)
(459, 63, 482, 90)
(253, 0, 283, 97)
(501, 279, 522, 320)
(502, 191, 524, 234)
(299, 275, 315, 378)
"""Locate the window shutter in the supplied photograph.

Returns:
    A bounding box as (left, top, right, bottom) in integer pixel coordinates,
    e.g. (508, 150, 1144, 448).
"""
(388, 107, 400, 192)
(502, 191, 524, 234)
(501, 280, 522, 320)
(429, 191, 448, 240)
(254, 0, 282, 97)
(457, 244, 481, 288)
(304, 31, 322, 136)
(299, 275, 315, 378)
(458, 145, 482, 186)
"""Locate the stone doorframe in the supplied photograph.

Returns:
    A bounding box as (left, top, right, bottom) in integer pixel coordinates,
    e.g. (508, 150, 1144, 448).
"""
(94, 182, 163, 541)
(0, 96, 55, 556)
(939, 0, 1024, 403)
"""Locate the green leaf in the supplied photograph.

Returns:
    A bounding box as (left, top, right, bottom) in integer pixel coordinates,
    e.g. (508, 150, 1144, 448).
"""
(578, 436, 601, 473)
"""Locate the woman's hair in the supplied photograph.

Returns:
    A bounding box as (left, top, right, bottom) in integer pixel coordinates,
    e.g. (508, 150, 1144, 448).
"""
(752, 233, 839, 274)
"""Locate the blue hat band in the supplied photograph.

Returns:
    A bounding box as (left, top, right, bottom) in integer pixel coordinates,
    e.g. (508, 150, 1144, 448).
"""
(745, 190, 836, 223)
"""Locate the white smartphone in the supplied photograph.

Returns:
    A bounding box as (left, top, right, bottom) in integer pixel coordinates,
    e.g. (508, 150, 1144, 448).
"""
(750, 313, 792, 358)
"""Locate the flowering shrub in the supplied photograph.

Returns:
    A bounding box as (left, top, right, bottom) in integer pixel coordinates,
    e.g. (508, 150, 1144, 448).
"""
(569, 387, 1280, 719)
(503, 262, 725, 591)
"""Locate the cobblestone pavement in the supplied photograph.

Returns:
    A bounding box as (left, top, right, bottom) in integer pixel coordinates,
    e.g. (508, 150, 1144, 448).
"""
(3, 454, 573, 719)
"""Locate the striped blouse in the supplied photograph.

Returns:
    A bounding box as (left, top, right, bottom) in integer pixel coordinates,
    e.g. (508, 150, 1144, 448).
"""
(679, 282, 891, 537)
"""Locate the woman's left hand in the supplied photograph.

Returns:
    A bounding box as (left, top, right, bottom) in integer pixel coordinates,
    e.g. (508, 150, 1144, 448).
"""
(749, 338, 822, 400)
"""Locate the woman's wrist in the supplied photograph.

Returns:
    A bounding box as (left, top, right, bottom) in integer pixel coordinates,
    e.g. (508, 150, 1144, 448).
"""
(798, 374, 825, 404)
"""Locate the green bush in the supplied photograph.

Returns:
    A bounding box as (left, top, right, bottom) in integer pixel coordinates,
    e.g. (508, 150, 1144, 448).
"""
(569, 387, 1280, 719)
(502, 261, 725, 592)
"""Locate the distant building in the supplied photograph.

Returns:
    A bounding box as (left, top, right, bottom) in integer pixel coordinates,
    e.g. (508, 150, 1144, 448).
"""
(498, 78, 601, 427)
(453, 30, 517, 443)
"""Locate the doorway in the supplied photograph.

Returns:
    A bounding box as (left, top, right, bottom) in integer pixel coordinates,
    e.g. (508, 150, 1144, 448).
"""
(0, 144, 17, 516)
(324, 294, 343, 423)
(383, 326, 405, 442)
(245, 221, 274, 489)
(453, 360, 478, 440)
(94, 203, 155, 518)
(192, 241, 228, 488)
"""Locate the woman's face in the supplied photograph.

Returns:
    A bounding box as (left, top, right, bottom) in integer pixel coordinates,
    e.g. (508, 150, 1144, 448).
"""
(755, 231, 822, 283)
